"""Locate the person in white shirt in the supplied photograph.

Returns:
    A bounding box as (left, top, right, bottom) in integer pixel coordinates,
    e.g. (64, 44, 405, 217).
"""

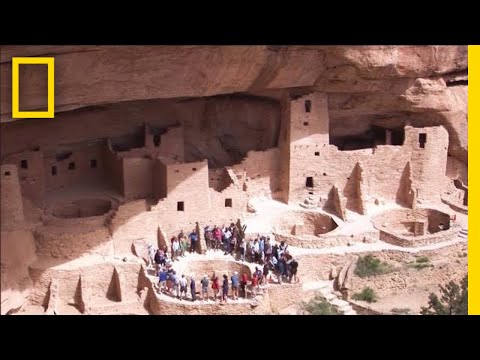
(179, 274, 188, 300)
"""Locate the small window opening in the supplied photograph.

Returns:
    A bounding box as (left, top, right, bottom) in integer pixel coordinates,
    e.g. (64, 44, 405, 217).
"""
(303, 122, 309, 126)
(305, 100, 312, 113)
(4, 171, 11, 176)
(419, 133, 427, 148)
(306, 177, 314, 187)
(90, 159, 97, 168)
(153, 134, 161, 147)
(51, 166, 57, 176)
(225, 198, 233, 207)
(20, 160, 28, 169)
(68, 162, 75, 170)
(314, 151, 320, 156)
(177, 202, 184, 211)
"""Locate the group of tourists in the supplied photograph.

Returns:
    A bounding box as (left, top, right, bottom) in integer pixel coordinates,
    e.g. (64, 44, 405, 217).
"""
(145, 223, 300, 303)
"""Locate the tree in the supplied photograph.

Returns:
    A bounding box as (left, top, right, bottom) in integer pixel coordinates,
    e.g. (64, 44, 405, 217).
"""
(421, 275, 468, 315)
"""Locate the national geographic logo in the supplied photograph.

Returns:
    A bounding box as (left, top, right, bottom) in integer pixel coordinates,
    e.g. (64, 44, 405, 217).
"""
(11, 57, 55, 119)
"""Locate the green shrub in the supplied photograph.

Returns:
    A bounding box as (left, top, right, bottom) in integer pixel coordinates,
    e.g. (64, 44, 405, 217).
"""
(391, 307, 412, 315)
(416, 256, 429, 263)
(302, 294, 342, 315)
(352, 287, 378, 303)
(412, 263, 431, 270)
(354, 255, 394, 278)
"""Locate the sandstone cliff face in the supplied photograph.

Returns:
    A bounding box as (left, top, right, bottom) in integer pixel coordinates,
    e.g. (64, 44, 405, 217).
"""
(0, 45, 467, 170)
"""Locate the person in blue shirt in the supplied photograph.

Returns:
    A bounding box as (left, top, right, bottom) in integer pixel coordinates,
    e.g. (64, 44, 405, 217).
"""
(189, 229, 198, 253)
(231, 271, 239, 300)
(158, 268, 167, 294)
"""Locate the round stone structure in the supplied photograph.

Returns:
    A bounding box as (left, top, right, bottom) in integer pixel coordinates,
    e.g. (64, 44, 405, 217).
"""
(372, 208, 459, 247)
(272, 210, 346, 249)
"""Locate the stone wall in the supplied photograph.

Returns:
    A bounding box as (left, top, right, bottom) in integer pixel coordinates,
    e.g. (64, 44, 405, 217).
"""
(267, 283, 303, 314)
(275, 232, 378, 249)
(34, 226, 113, 259)
(0, 164, 25, 229)
(2, 150, 45, 204)
(43, 142, 106, 193)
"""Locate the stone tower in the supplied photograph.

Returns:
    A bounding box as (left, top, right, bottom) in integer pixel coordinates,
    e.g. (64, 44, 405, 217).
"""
(1, 164, 25, 228)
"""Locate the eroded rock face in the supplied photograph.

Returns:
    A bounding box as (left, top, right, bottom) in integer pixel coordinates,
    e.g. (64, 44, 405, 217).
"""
(0, 45, 467, 170)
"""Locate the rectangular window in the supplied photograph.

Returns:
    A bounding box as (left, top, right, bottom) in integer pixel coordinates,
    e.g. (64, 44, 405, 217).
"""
(20, 160, 28, 169)
(4, 171, 11, 176)
(68, 162, 75, 170)
(306, 177, 314, 187)
(51, 166, 57, 176)
(90, 159, 97, 168)
(303, 122, 309, 126)
(305, 99, 312, 113)
(419, 133, 427, 148)
(314, 151, 320, 156)
(177, 201, 184, 211)
(225, 198, 233, 207)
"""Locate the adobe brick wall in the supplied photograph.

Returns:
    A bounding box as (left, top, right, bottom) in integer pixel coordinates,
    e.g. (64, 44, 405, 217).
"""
(406, 126, 449, 202)
(0, 229, 36, 314)
(0, 164, 25, 228)
(103, 142, 124, 195)
(274, 232, 378, 249)
(267, 283, 303, 314)
(280, 93, 449, 208)
(44, 142, 106, 193)
(123, 157, 153, 200)
(157, 126, 185, 162)
(34, 226, 113, 259)
(2, 151, 45, 204)
(28, 260, 146, 312)
(232, 148, 281, 198)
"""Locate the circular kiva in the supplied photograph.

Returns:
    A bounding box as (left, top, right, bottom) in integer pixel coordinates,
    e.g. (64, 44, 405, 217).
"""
(372, 208, 459, 247)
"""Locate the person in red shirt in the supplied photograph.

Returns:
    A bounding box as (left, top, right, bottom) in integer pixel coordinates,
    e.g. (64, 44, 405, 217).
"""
(240, 272, 249, 298)
(212, 275, 220, 302)
(251, 272, 259, 296)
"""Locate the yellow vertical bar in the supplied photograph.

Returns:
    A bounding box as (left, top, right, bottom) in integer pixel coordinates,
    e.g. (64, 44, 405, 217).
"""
(468, 45, 479, 315)
(12, 58, 20, 118)
(47, 58, 54, 117)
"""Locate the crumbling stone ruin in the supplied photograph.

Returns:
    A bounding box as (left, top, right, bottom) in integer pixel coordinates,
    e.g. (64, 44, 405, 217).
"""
(0, 45, 468, 315)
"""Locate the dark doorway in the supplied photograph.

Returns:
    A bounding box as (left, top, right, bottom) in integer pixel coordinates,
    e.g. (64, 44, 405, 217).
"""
(20, 160, 28, 169)
(90, 159, 97, 168)
(305, 100, 312, 113)
(177, 201, 185, 211)
(51, 166, 57, 176)
(153, 134, 161, 147)
(306, 177, 314, 188)
(419, 133, 427, 148)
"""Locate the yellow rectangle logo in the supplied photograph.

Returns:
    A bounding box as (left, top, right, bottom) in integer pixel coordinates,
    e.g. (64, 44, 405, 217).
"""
(11, 57, 54, 118)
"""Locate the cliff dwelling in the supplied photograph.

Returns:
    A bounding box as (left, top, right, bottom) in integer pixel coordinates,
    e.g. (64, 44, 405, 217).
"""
(0, 45, 468, 315)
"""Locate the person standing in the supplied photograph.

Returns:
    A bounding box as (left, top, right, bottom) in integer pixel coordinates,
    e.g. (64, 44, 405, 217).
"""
(240, 272, 249, 298)
(189, 229, 198, 253)
(179, 275, 188, 300)
(201, 274, 209, 302)
(190, 276, 197, 302)
(212, 275, 220, 302)
(231, 272, 239, 300)
(221, 274, 229, 303)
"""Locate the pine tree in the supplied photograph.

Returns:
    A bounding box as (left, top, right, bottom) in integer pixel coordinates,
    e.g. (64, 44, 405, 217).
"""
(421, 275, 468, 315)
